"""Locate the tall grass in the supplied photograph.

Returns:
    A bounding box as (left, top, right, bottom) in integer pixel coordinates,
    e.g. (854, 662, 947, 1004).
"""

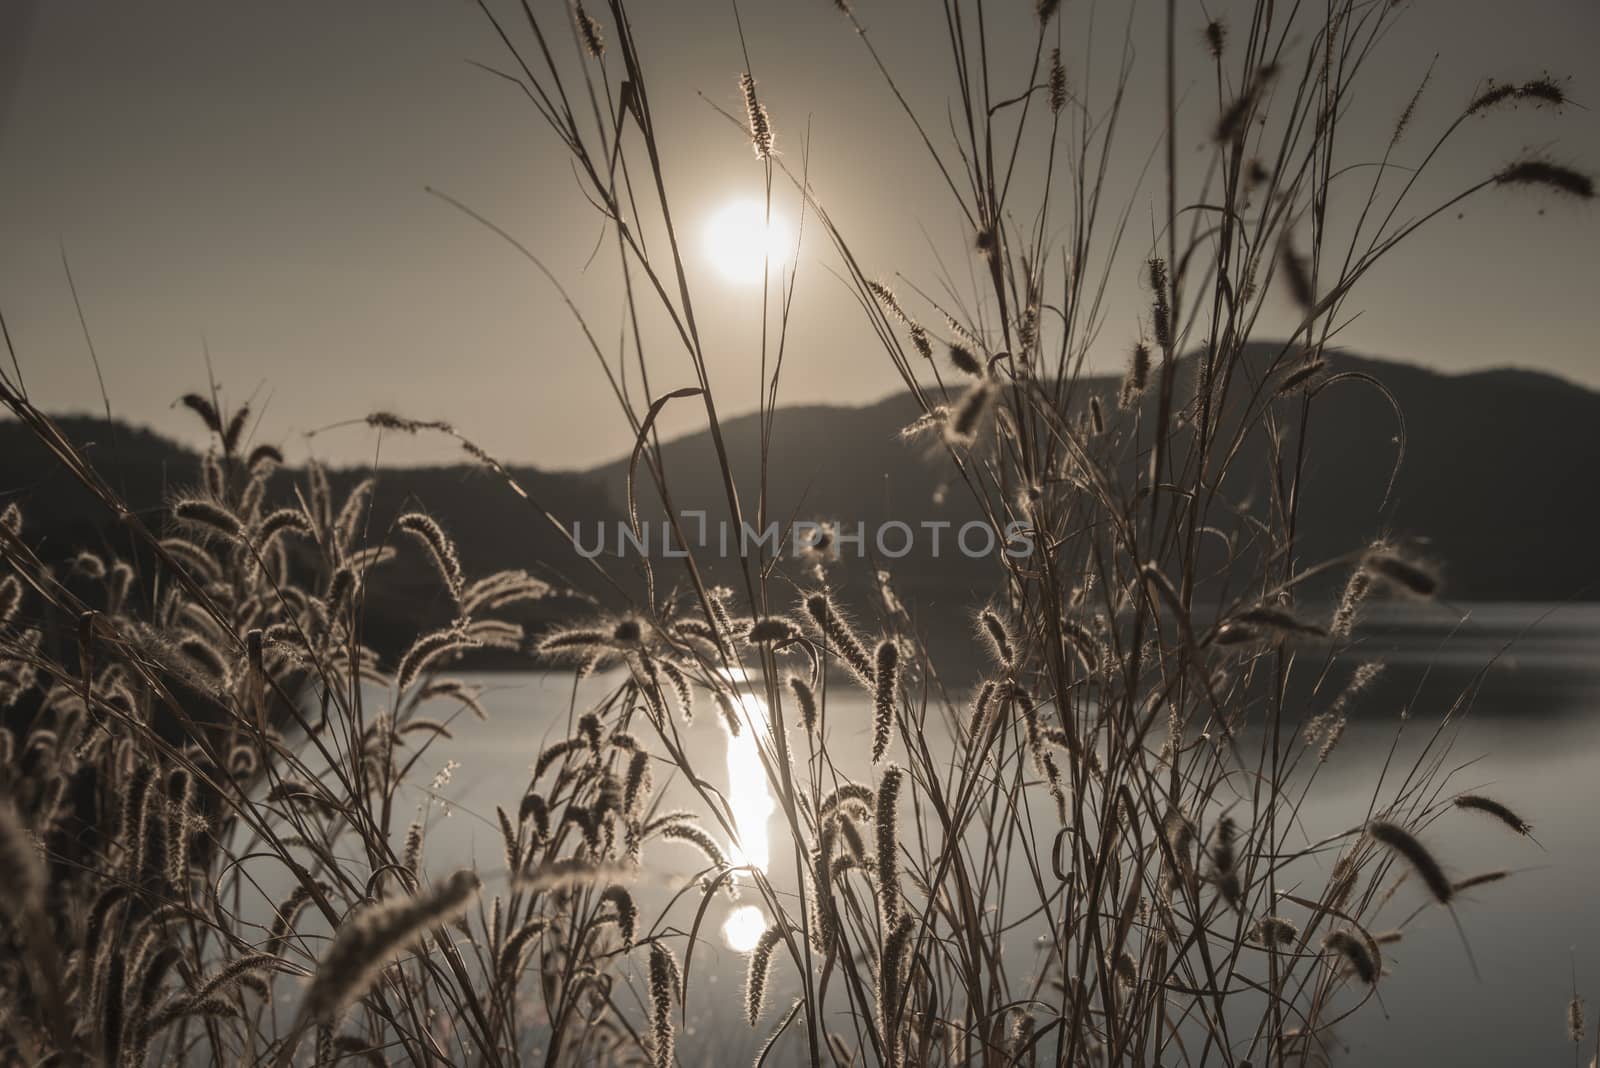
(0, 0, 1594, 1064)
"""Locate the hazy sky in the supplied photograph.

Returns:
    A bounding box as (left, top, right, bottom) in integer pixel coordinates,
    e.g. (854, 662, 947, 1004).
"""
(1, 0, 1595, 469)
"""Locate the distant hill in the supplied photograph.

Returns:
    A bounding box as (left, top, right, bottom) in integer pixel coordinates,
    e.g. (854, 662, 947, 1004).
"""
(0, 416, 623, 656)
(5, 347, 1599, 655)
(586, 346, 1600, 606)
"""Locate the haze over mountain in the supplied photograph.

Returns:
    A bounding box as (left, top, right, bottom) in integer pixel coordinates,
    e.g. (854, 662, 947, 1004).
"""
(5, 348, 1599, 655)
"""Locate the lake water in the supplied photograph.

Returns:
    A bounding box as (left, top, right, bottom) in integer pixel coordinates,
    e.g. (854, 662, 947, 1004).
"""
(272, 602, 1600, 1065)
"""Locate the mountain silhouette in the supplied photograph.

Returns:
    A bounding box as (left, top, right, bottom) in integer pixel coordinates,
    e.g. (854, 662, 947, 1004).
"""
(586, 346, 1600, 606)
(5, 346, 1598, 658)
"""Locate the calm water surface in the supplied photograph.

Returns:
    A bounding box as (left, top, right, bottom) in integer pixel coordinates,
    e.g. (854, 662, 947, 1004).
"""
(278, 603, 1600, 1065)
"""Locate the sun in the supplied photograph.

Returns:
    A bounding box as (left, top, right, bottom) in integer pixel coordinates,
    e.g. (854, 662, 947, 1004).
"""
(704, 198, 793, 285)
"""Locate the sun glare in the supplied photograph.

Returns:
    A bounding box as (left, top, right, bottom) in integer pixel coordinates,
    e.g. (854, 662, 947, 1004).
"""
(722, 905, 768, 952)
(704, 198, 793, 286)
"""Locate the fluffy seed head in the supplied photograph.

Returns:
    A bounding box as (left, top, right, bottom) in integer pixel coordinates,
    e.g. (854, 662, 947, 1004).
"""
(1253, 916, 1299, 948)
(520, 792, 550, 842)
(1204, 19, 1226, 58)
(303, 870, 480, 1023)
(869, 280, 907, 322)
(1468, 82, 1518, 114)
(871, 640, 898, 763)
(966, 680, 997, 744)
(1453, 870, 1509, 893)
(222, 405, 250, 454)
(1470, 76, 1570, 115)
(788, 674, 818, 733)
(907, 323, 933, 360)
(179, 393, 222, 434)
(1149, 258, 1172, 350)
(747, 618, 797, 645)
(395, 627, 480, 694)
(820, 783, 875, 822)
(173, 499, 244, 540)
(802, 592, 876, 686)
(978, 610, 1014, 669)
(1323, 929, 1377, 984)
(1516, 76, 1568, 108)
(1214, 64, 1278, 143)
(1280, 241, 1315, 310)
(257, 507, 314, 547)
(514, 857, 628, 893)
(1453, 794, 1533, 837)
(945, 379, 995, 446)
(1234, 604, 1327, 640)
(877, 912, 917, 1065)
(601, 885, 637, 948)
(1332, 566, 1373, 638)
(623, 749, 653, 817)
(1120, 343, 1151, 408)
(1278, 356, 1327, 395)
(192, 954, 290, 1002)
(948, 342, 983, 377)
(497, 916, 548, 984)
(657, 821, 730, 874)
(574, 3, 604, 57)
(247, 443, 283, 472)
(648, 943, 679, 1068)
(740, 73, 774, 160)
(1363, 549, 1439, 598)
(1367, 820, 1453, 904)
(397, 513, 464, 602)
(1496, 159, 1594, 199)
(744, 923, 786, 1026)
(875, 765, 904, 927)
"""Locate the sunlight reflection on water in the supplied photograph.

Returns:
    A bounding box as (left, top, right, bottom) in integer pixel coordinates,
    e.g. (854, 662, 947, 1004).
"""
(719, 672, 774, 948)
(724, 684, 775, 873)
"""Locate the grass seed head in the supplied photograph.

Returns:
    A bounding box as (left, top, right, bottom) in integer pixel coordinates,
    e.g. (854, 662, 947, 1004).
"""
(648, 942, 679, 1068)
(397, 513, 464, 603)
(740, 73, 774, 159)
(978, 609, 1014, 669)
(871, 640, 899, 763)
(1368, 820, 1453, 904)
(744, 922, 786, 1026)
(575, 3, 605, 57)
(1204, 19, 1226, 57)
(1323, 929, 1377, 984)
(1452, 794, 1533, 837)
(875, 765, 904, 927)
(788, 674, 818, 733)
(1496, 159, 1594, 200)
(303, 870, 480, 1024)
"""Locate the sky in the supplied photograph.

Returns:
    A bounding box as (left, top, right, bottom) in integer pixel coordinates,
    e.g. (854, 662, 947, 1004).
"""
(0, 0, 1595, 470)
